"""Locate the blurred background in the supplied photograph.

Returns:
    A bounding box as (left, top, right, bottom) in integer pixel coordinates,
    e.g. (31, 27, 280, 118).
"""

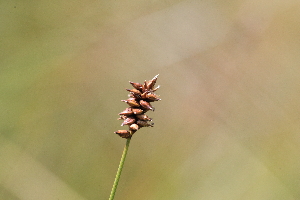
(1, 0, 300, 199)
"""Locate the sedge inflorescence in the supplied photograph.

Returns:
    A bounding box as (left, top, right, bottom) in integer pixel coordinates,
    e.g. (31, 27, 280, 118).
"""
(115, 75, 161, 139)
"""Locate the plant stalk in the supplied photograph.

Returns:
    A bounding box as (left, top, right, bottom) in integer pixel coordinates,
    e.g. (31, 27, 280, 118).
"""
(109, 138, 131, 200)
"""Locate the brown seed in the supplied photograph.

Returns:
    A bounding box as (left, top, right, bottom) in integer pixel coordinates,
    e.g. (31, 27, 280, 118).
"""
(129, 81, 143, 91)
(121, 116, 136, 126)
(129, 124, 139, 131)
(136, 114, 152, 121)
(126, 88, 142, 95)
(140, 100, 154, 111)
(115, 130, 131, 138)
(126, 88, 142, 99)
(137, 120, 154, 127)
(121, 98, 140, 107)
(146, 93, 160, 101)
(132, 108, 144, 115)
(147, 74, 159, 90)
(119, 107, 133, 116)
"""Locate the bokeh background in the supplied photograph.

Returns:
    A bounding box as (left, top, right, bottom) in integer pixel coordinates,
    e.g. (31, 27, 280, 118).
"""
(1, 0, 300, 199)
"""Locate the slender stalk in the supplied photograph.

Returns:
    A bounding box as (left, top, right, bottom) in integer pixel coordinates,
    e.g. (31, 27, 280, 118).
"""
(109, 138, 131, 200)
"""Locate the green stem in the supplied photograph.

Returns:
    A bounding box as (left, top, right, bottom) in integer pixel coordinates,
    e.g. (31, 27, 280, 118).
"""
(109, 138, 131, 200)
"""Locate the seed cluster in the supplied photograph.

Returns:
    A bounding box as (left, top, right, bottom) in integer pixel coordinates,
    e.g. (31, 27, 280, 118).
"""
(115, 75, 161, 138)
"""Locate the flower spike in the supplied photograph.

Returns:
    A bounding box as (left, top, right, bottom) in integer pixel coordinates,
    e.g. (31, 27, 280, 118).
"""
(115, 75, 161, 138)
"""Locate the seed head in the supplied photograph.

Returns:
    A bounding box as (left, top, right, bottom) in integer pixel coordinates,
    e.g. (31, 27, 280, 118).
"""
(115, 74, 160, 138)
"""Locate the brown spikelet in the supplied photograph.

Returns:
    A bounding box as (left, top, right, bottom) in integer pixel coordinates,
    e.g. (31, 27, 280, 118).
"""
(115, 130, 131, 138)
(139, 100, 154, 111)
(121, 116, 136, 126)
(136, 114, 152, 121)
(136, 120, 154, 127)
(145, 93, 161, 102)
(118, 107, 133, 116)
(132, 108, 144, 115)
(115, 74, 160, 138)
(129, 124, 139, 131)
(121, 98, 140, 107)
(129, 81, 143, 90)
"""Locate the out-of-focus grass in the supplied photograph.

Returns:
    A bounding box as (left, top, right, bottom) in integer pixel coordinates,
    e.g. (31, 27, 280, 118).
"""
(1, 0, 300, 199)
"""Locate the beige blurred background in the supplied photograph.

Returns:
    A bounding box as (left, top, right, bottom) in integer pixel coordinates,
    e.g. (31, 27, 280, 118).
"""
(1, 0, 300, 199)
